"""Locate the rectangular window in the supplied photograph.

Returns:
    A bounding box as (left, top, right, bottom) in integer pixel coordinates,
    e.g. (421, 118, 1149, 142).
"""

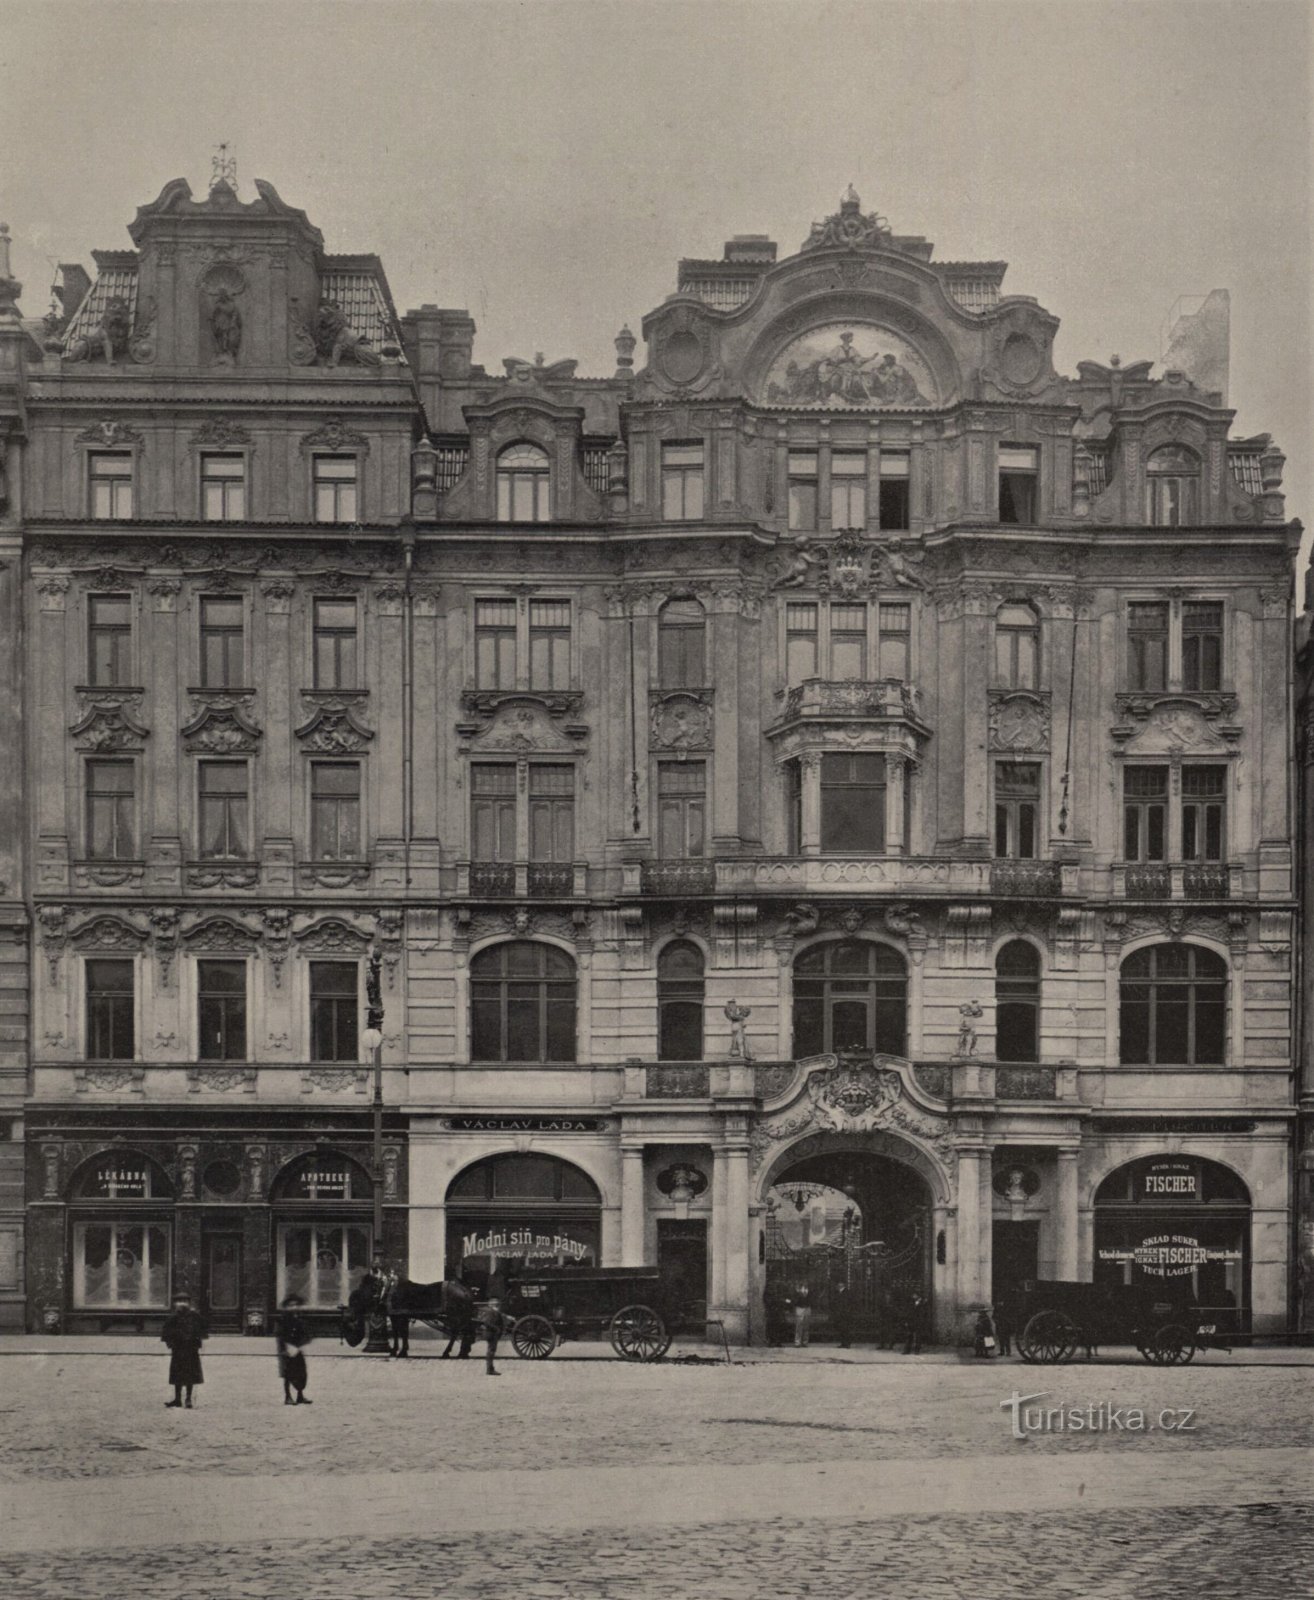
(529, 763, 575, 862)
(313, 599, 358, 690)
(820, 752, 885, 852)
(787, 450, 818, 532)
(1127, 602, 1170, 691)
(201, 453, 246, 521)
(1182, 602, 1223, 692)
(998, 445, 1038, 524)
(74, 1221, 169, 1309)
(662, 443, 704, 521)
(475, 599, 517, 689)
(86, 760, 135, 860)
(310, 762, 361, 859)
(313, 455, 358, 524)
(830, 451, 867, 530)
(89, 452, 133, 519)
(1182, 766, 1226, 862)
(198, 761, 248, 859)
(1123, 765, 1168, 861)
(1147, 474, 1198, 527)
(529, 600, 571, 690)
(878, 450, 911, 530)
(995, 604, 1040, 690)
(829, 603, 867, 679)
(310, 961, 359, 1063)
(657, 760, 706, 858)
(197, 959, 247, 1062)
(86, 958, 134, 1060)
(200, 597, 244, 687)
(995, 761, 1041, 859)
(785, 602, 818, 684)
(878, 603, 911, 679)
(88, 595, 132, 686)
(471, 764, 516, 861)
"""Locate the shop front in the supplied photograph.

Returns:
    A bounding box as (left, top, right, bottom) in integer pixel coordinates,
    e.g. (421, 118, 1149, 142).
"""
(445, 1153, 602, 1297)
(67, 1152, 175, 1327)
(271, 1150, 375, 1318)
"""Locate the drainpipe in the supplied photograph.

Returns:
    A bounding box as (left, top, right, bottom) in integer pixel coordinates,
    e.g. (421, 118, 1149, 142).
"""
(399, 518, 416, 888)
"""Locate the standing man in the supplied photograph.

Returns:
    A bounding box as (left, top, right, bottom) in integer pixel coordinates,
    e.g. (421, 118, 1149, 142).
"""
(832, 1280, 853, 1349)
(793, 1281, 812, 1348)
(160, 1291, 206, 1409)
(903, 1291, 925, 1355)
(277, 1293, 313, 1404)
(477, 1297, 506, 1376)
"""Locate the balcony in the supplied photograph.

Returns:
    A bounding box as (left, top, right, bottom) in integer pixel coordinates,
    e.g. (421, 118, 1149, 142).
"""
(996, 1066, 1058, 1100)
(640, 860, 716, 896)
(527, 862, 575, 897)
(989, 860, 1063, 898)
(770, 677, 927, 733)
(1183, 864, 1230, 900)
(469, 862, 515, 897)
(458, 861, 589, 898)
(645, 1063, 711, 1098)
(1113, 863, 1237, 901)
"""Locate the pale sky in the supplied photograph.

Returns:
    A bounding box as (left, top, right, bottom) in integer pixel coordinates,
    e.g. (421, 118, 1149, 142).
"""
(3, 0, 1309, 564)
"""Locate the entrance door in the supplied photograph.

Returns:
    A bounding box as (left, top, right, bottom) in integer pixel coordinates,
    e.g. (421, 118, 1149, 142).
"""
(203, 1233, 243, 1330)
(657, 1219, 707, 1332)
(992, 1220, 1040, 1305)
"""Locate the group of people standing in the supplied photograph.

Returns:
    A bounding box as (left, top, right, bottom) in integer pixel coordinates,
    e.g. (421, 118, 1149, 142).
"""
(763, 1280, 933, 1354)
(158, 1290, 315, 1408)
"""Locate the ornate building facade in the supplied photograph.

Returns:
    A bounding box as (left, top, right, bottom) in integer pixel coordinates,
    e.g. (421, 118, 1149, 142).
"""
(0, 179, 1300, 1339)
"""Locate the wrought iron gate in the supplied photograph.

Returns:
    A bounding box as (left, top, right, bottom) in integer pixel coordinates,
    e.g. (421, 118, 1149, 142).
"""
(764, 1212, 926, 1340)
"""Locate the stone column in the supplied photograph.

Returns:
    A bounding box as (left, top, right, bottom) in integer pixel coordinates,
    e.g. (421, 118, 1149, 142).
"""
(799, 752, 822, 854)
(710, 589, 740, 851)
(260, 578, 295, 891)
(710, 1145, 728, 1317)
(1056, 1146, 1080, 1279)
(620, 1144, 646, 1265)
(885, 753, 907, 854)
(146, 576, 182, 891)
(956, 1142, 986, 1318)
(721, 1140, 751, 1341)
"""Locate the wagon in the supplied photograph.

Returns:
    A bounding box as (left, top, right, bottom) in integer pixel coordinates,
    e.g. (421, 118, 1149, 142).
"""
(1014, 1278, 1204, 1365)
(506, 1265, 673, 1362)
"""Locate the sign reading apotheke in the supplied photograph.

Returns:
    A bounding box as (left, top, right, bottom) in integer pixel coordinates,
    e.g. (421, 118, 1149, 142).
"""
(459, 1227, 595, 1263)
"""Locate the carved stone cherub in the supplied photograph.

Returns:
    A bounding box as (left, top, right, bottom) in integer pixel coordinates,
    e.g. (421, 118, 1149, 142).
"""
(723, 998, 752, 1061)
(772, 538, 819, 590)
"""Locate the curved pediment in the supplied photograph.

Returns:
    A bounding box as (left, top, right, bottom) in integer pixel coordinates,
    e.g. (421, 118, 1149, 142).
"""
(761, 319, 939, 408)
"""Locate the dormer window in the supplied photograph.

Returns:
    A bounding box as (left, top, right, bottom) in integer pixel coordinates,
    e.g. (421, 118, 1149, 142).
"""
(1146, 445, 1200, 526)
(497, 443, 550, 523)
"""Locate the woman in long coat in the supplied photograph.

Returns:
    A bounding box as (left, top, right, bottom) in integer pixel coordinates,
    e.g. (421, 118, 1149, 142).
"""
(276, 1294, 313, 1404)
(160, 1293, 206, 1408)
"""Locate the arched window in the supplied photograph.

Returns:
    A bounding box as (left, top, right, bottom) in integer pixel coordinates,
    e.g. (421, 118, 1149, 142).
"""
(1146, 445, 1200, 527)
(496, 443, 550, 523)
(70, 1152, 175, 1311)
(658, 598, 705, 688)
(471, 941, 576, 1063)
(1120, 944, 1226, 1065)
(793, 941, 907, 1058)
(271, 1150, 373, 1310)
(658, 940, 705, 1061)
(445, 1155, 601, 1291)
(994, 602, 1039, 690)
(995, 941, 1041, 1063)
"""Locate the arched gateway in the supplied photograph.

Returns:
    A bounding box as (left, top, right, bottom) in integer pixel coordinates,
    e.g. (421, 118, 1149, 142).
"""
(750, 1054, 956, 1344)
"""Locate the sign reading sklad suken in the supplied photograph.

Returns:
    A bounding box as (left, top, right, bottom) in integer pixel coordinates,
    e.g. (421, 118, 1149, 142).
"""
(1098, 1234, 1238, 1276)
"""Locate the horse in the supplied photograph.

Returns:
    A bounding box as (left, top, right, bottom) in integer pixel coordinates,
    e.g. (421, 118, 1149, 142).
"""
(340, 1276, 476, 1357)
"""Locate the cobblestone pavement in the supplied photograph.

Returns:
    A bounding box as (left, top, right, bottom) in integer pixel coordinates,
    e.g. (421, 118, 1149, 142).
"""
(0, 1346, 1309, 1597)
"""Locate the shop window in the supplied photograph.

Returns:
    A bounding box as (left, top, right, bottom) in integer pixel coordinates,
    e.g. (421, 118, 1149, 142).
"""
(1145, 445, 1200, 527)
(448, 1154, 600, 1204)
(201, 453, 246, 521)
(878, 450, 911, 530)
(475, 599, 517, 689)
(199, 596, 244, 688)
(497, 443, 551, 523)
(310, 761, 361, 859)
(821, 752, 885, 853)
(1182, 766, 1226, 862)
(89, 451, 134, 519)
(788, 451, 818, 531)
(1182, 601, 1223, 691)
(529, 600, 571, 690)
(470, 941, 577, 1063)
(445, 1154, 601, 1292)
(995, 941, 1040, 1063)
(313, 455, 358, 524)
(830, 451, 867, 530)
(658, 598, 706, 688)
(994, 762, 1040, 859)
(998, 445, 1038, 524)
(1127, 602, 1169, 691)
(86, 958, 135, 1060)
(73, 1222, 170, 1309)
(1123, 766, 1167, 861)
(88, 595, 132, 686)
(529, 764, 575, 862)
(658, 940, 705, 1061)
(793, 941, 907, 1057)
(86, 759, 136, 860)
(198, 761, 249, 859)
(1119, 944, 1226, 1065)
(277, 1223, 372, 1310)
(197, 959, 247, 1062)
(471, 764, 516, 861)
(313, 599, 358, 690)
(785, 602, 819, 683)
(994, 603, 1039, 690)
(662, 443, 704, 521)
(310, 961, 359, 1063)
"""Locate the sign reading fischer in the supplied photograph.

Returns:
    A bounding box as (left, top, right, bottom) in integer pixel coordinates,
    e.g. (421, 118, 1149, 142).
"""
(445, 1116, 605, 1133)
(1098, 1234, 1239, 1276)
(1142, 1161, 1197, 1200)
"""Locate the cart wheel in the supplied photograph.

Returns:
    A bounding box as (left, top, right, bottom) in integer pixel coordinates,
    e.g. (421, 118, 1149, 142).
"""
(1017, 1310, 1080, 1364)
(610, 1304, 670, 1362)
(1151, 1323, 1195, 1366)
(511, 1313, 557, 1360)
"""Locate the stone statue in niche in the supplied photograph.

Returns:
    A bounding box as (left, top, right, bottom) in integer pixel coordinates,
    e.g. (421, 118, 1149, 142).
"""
(210, 288, 243, 365)
(955, 999, 983, 1058)
(724, 998, 753, 1061)
(65, 297, 131, 364)
(314, 299, 382, 368)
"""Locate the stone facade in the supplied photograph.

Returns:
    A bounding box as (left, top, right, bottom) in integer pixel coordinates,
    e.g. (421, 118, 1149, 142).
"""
(0, 182, 1300, 1339)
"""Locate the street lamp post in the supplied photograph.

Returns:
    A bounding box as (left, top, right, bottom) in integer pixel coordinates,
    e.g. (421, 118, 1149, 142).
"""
(361, 947, 389, 1354)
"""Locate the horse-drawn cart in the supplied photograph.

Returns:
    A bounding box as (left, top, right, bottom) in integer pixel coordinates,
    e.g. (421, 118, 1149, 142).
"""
(507, 1265, 673, 1362)
(1015, 1279, 1207, 1366)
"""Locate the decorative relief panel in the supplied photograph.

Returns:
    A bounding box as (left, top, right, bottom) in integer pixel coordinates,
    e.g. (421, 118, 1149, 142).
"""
(182, 691, 262, 755)
(295, 697, 375, 754)
(302, 1068, 368, 1095)
(75, 1066, 145, 1094)
(295, 916, 372, 954)
(649, 691, 713, 751)
(987, 691, 1050, 753)
(70, 690, 150, 752)
(1113, 698, 1237, 753)
(189, 1067, 258, 1094)
(458, 697, 585, 754)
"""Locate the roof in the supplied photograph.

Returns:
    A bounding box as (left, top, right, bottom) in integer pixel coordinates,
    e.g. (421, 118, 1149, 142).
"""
(62, 261, 139, 345)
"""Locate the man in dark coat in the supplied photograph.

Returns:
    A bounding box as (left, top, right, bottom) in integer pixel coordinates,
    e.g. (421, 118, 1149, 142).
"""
(476, 1297, 506, 1376)
(277, 1294, 313, 1404)
(832, 1280, 853, 1349)
(902, 1291, 926, 1355)
(161, 1292, 206, 1408)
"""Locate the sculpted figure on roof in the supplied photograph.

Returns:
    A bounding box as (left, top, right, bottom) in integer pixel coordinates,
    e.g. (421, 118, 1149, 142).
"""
(314, 297, 382, 368)
(65, 296, 131, 364)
